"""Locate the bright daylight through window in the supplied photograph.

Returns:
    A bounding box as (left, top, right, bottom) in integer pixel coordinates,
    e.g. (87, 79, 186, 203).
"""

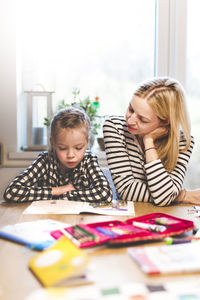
(17, 0, 155, 147)
(185, 0, 200, 188)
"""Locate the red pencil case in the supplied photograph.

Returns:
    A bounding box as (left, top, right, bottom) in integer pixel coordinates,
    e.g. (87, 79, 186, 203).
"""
(51, 213, 194, 248)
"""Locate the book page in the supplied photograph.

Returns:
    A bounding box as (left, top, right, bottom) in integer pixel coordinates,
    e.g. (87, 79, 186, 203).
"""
(80, 200, 135, 216)
(23, 200, 135, 216)
(23, 200, 84, 215)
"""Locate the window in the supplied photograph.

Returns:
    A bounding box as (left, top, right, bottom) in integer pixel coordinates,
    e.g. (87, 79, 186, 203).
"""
(17, 0, 156, 149)
(185, 0, 200, 188)
(1, 0, 198, 189)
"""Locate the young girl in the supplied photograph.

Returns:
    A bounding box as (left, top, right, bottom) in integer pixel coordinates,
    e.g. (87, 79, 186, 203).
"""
(4, 107, 112, 202)
(103, 77, 199, 206)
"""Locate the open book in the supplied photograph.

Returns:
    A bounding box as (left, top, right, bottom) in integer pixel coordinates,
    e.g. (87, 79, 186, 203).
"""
(127, 241, 200, 275)
(23, 200, 135, 216)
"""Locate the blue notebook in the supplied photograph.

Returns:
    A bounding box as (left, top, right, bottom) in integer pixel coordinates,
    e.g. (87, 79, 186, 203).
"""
(0, 219, 69, 250)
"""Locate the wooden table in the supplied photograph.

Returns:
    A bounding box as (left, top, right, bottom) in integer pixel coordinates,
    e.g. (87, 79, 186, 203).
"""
(0, 201, 200, 300)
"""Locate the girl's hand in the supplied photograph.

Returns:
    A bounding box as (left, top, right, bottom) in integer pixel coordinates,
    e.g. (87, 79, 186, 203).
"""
(52, 184, 76, 196)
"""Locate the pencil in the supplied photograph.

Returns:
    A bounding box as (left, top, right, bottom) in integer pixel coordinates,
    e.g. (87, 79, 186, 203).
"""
(59, 227, 80, 247)
(165, 237, 200, 245)
(132, 221, 166, 232)
(74, 225, 96, 241)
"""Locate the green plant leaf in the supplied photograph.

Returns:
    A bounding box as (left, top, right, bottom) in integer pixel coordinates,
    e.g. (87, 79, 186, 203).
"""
(43, 89, 104, 136)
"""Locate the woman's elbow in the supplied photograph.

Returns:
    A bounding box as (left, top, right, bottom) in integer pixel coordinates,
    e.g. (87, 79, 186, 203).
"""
(151, 194, 177, 207)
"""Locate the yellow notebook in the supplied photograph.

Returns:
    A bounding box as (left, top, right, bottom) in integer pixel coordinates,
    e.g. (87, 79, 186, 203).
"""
(29, 236, 90, 287)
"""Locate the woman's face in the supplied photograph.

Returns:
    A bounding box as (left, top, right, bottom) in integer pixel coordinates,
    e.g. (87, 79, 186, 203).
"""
(125, 95, 162, 137)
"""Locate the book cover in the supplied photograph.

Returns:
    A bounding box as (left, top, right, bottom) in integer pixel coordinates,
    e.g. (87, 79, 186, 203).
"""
(127, 241, 200, 275)
(0, 219, 70, 250)
(29, 236, 91, 287)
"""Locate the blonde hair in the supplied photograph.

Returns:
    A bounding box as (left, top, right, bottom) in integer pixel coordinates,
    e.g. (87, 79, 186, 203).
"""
(50, 106, 90, 157)
(134, 77, 191, 172)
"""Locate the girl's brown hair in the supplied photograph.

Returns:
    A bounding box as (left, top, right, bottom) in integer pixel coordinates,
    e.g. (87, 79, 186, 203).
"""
(49, 106, 90, 156)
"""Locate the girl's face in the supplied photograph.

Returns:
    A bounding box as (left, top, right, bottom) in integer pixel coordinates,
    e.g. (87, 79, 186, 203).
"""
(125, 95, 162, 137)
(54, 127, 88, 169)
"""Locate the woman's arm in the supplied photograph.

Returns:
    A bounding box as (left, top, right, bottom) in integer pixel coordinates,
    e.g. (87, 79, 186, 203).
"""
(144, 128, 194, 206)
(176, 189, 200, 205)
(103, 117, 151, 203)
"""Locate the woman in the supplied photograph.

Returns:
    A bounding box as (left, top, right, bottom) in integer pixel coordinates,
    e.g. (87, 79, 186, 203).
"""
(103, 77, 198, 206)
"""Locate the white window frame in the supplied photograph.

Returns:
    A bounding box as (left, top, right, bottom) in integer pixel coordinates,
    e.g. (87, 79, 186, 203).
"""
(0, 0, 188, 166)
(156, 0, 187, 85)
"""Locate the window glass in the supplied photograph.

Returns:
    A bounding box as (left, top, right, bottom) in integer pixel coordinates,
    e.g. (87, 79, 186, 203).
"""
(185, 0, 200, 188)
(18, 0, 156, 120)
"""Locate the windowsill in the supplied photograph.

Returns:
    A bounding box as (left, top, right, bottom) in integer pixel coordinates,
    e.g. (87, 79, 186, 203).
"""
(8, 151, 41, 160)
(7, 147, 107, 167)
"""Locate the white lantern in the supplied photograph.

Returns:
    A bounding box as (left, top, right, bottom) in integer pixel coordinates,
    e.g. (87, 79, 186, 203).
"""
(24, 91, 54, 150)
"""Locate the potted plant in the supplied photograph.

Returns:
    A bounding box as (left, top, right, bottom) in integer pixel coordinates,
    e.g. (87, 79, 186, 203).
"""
(44, 88, 103, 149)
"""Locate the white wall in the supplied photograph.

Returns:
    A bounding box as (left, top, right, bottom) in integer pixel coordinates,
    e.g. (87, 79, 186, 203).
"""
(0, 0, 18, 165)
(0, 167, 24, 200)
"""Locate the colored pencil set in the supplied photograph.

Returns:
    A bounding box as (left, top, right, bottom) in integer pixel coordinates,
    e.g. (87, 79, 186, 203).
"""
(51, 212, 195, 248)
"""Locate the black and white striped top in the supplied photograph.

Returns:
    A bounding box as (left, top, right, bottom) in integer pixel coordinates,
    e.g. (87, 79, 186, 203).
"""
(4, 151, 112, 203)
(103, 116, 194, 206)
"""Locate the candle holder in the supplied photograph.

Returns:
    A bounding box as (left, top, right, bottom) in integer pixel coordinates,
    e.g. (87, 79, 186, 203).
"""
(24, 91, 54, 151)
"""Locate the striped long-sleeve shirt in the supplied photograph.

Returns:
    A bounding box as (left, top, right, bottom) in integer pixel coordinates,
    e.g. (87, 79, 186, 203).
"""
(103, 116, 194, 206)
(3, 151, 112, 203)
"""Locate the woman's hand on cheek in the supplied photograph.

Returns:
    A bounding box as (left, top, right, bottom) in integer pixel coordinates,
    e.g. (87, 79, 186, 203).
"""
(144, 126, 169, 144)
